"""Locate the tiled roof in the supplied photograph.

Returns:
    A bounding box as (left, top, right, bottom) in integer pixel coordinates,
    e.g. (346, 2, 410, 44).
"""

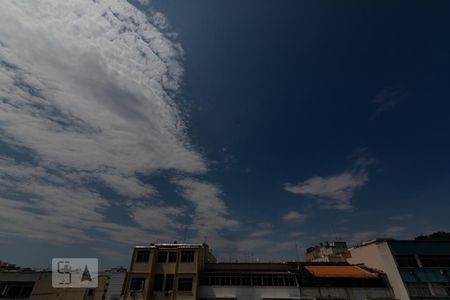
(304, 265, 379, 278)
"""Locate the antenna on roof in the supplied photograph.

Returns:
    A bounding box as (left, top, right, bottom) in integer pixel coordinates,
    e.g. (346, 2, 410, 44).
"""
(295, 239, 300, 262)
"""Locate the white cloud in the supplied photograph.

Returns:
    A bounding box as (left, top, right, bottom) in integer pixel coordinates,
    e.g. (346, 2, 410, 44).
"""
(386, 226, 406, 234)
(250, 223, 273, 238)
(0, 0, 230, 255)
(0, 0, 205, 181)
(282, 211, 307, 223)
(174, 178, 239, 241)
(372, 87, 402, 113)
(284, 151, 374, 210)
(285, 171, 367, 210)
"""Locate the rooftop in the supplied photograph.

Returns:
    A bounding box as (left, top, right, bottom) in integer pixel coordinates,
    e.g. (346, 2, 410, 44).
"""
(303, 265, 379, 279)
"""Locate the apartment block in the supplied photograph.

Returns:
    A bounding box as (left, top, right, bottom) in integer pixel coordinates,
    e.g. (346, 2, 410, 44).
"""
(123, 243, 215, 300)
(349, 239, 450, 300)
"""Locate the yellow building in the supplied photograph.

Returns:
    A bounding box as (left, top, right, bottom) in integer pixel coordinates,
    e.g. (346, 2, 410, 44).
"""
(123, 243, 215, 300)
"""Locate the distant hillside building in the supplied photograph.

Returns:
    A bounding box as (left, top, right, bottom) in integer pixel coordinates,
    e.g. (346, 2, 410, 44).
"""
(304, 241, 351, 263)
(348, 239, 450, 300)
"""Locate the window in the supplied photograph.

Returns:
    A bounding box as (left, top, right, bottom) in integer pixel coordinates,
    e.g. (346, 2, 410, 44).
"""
(252, 274, 262, 286)
(152, 274, 164, 291)
(0, 281, 34, 299)
(164, 274, 174, 291)
(168, 252, 177, 263)
(177, 278, 193, 292)
(135, 251, 150, 263)
(420, 256, 450, 268)
(130, 278, 146, 291)
(158, 251, 168, 263)
(241, 274, 251, 286)
(395, 255, 418, 268)
(262, 275, 273, 286)
(180, 251, 195, 263)
(200, 273, 297, 287)
(432, 283, 450, 296)
(405, 283, 431, 297)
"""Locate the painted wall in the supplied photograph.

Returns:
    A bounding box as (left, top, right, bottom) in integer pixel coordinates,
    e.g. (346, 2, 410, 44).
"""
(199, 286, 300, 300)
(349, 242, 409, 300)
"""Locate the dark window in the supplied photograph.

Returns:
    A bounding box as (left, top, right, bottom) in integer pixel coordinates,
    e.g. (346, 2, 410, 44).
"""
(0, 281, 34, 299)
(130, 278, 146, 291)
(395, 255, 418, 268)
(241, 274, 251, 286)
(157, 251, 168, 263)
(165, 274, 174, 291)
(168, 252, 177, 263)
(432, 283, 450, 296)
(152, 274, 164, 291)
(405, 283, 431, 297)
(420, 256, 450, 268)
(135, 251, 150, 263)
(252, 274, 262, 286)
(177, 278, 193, 292)
(262, 275, 273, 286)
(230, 274, 240, 285)
(285, 275, 297, 286)
(199, 273, 297, 287)
(180, 251, 195, 263)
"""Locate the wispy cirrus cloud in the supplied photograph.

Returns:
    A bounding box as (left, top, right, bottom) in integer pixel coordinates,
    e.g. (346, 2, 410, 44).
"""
(0, 0, 237, 259)
(284, 151, 374, 210)
(282, 211, 307, 223)
(372, 87, 404, 115)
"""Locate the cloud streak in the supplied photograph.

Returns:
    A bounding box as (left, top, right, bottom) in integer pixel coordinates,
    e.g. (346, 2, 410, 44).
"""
(284, 152, 374, 210)
(0, 0, 236, 258)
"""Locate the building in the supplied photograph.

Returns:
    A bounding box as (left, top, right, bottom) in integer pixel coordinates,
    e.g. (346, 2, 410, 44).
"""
(304, 241, 350, 263)
(123, 242, 395, 300)
(292, 263, 395, 300)
(103, 268, 128, 300)
(348, 239, 450, 300)
(0, 268, 126, 299)
(123, 243, 215, 300)
(198, 262, 300, 300)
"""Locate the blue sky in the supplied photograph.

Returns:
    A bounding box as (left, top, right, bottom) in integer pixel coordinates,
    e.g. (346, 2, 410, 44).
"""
(0, 0, 449, 269)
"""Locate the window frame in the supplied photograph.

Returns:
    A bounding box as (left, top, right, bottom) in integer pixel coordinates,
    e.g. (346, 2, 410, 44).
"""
(130, 277, 146, 291)
(168, 252, 177, 263)
(135, 251, 150, 263)
(180, 250, 195, 263)
(177, 277, 193, 292)
(164, 274, 174, 291)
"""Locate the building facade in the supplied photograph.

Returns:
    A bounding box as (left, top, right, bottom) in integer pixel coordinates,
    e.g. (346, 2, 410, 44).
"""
(0, 269, 126, 300)
(349, 239, 450, 300)
(198, 262, 300, 300)
(304, 241, 350, 263)
(123, 243, 215, 300)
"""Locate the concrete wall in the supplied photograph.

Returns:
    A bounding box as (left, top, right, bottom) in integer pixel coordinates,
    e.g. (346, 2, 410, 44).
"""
(199, 286, 300, 300)
(349, 242, 408, 300)
(301, 287, 393, 300)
